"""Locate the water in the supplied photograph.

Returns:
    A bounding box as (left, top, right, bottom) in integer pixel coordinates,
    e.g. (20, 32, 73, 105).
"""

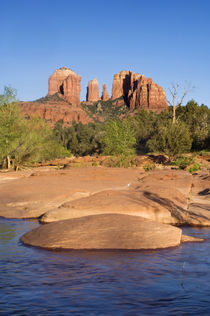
(0, 218, 210, 315)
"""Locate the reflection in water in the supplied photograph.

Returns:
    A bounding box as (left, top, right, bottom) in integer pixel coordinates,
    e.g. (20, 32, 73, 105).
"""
(0, 218, 210, 315)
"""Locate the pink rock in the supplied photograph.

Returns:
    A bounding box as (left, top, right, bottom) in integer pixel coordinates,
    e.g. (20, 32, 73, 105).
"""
(48, 67, 81, 106)
(101, 84, 109, 101)
(111, 70, 168, 112)
(86, 78, 100, 102)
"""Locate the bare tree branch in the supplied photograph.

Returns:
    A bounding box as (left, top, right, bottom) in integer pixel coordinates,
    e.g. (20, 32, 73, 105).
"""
(168, 82, 194, 123)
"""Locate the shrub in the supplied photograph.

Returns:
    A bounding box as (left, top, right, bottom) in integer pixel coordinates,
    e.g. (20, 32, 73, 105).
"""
(173, 156, 194, 170)
(147, 121, 192, 161)
(143, 162, 156, 172)
(188, 163, 202, 173)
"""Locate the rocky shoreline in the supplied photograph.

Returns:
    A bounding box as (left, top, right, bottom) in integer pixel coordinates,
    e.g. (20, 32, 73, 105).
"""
(0, 166, 209, 250)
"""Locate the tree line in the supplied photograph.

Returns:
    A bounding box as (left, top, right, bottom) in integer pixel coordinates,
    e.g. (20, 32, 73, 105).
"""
(54, 100, 209, 159)
(0, 87, 209, 169)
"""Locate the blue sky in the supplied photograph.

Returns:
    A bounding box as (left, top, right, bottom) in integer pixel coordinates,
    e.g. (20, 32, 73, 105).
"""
(0, 0, 210, 105)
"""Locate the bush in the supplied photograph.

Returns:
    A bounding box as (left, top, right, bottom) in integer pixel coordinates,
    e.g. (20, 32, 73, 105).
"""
(102, 155, 134, 168)
(143, 162, 156, 172)
(147, 121, 192, 161)
(188, 163, 201, 173)
(173, 156, 194, 170)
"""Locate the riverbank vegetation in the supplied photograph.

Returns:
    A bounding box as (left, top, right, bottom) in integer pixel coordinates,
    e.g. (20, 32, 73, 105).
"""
(0, 87, 209, 170)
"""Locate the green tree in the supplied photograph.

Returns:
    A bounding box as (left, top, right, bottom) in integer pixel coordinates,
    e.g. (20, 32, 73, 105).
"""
(102, 119, 136, 156)
(176, 100, 210, 150)
(0, 87, 69, 169)
(147, 120, 192, 161)
(0, 86, 17, 105)
(0, 102, 24, 168)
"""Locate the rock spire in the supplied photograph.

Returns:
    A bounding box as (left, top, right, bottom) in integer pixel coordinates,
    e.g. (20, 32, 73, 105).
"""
(86, 78, 100, 102)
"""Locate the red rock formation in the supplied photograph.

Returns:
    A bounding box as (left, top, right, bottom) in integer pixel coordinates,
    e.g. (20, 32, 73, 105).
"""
(48, 67, 81, 106)
(20, 97, 92, 125)
(63, 73, 81, 106)
(111, 71, 168, 112)
(128, 75, 168, 111)
(101, 84, 109, 101)
(86, 78, 100, 102)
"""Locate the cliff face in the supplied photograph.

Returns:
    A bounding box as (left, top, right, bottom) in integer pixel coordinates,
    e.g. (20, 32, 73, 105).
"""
(48, 67, 81, 106)
(20, 95, 92, 125)
(86, 78, 100, 102)
(111, 71, 168, 112)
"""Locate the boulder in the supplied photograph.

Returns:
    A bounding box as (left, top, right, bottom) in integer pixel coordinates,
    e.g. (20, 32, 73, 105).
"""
(21, 214, 182, 250)
(86, 78, 100, 102)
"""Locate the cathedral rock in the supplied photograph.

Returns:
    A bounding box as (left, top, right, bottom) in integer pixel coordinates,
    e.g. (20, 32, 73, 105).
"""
(48, 67, 81, 106)
(111, 70, 168, 112)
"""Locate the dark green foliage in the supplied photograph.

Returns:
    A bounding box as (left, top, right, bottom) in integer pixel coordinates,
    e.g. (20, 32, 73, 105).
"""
(2, 86, 209, 167)
(0, 88, 69, 169)
(53, 101, 209, 159)
(129, 109, 174, 154)
(176, 100, 210, 150)
(82, 97, 128, 122)
(143, 162, 156, 172)
(146, 121, 192, 161)
(53, 121, 105, 156)
(173, 156, 194, 169)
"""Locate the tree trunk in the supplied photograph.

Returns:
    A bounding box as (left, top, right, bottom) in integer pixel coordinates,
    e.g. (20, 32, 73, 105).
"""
(172, 105, 176, 124)
(7, 155, 11, 169)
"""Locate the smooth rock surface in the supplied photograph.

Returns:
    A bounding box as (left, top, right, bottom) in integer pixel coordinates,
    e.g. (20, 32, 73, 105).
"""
(21, 214, 182, 250)
(0, 167, 140, 219)
(41, 170, 210, 226)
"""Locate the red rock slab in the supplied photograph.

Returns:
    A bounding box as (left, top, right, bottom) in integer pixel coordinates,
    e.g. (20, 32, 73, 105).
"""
(21, 214, 182, 250)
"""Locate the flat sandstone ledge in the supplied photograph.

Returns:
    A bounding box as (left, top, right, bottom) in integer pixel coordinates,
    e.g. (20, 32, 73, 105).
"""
(21, 214, 184, 250)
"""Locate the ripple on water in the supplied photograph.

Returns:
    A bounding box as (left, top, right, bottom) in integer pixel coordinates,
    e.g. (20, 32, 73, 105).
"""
(0, 218, 210, 315)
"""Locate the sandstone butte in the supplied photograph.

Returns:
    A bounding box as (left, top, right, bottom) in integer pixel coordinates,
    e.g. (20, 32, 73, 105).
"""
(19, 67, 168, 125)
(86, 78, 100, 102)
(48, 67, 81, 106)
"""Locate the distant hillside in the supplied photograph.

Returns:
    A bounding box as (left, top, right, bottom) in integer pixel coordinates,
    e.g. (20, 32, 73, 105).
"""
(19, 93, 129, 125)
